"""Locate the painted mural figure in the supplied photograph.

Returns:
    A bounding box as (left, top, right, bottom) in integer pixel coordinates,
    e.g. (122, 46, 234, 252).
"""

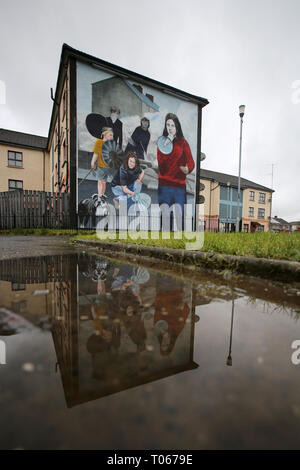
(105, 106, 123, 149)
(154, 275, 190, 356)
(157, 113, 195, 215)
(91, 127, 115, 206)
(125, 117, 150, 160)
(111, 153, 144, 209)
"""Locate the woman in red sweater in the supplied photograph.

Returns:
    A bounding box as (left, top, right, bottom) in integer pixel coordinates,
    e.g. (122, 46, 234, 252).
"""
(157, 113, 195, 218)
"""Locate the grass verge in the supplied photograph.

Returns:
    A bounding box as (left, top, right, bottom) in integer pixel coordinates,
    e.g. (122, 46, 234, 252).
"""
(1, 229, 300, 262)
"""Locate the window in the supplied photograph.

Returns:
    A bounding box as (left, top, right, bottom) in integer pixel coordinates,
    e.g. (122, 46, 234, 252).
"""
(11, 283, 26, 291)
(257, 225, 264, 232)
(220, 185, 231, 201)
(243, 224, 249, 233)
(8, 151, 23, 167)
(231, 188, 238, 202)
(249, 207, 254, 217)
(258, 208, 265, 219)
(11, 300, 27, 313)
(9, 179, 23, 191)
(249, 191, 255, 201)
(259, 193, 266, 204)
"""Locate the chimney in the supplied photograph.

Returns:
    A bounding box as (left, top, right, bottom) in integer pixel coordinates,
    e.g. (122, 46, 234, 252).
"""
(146, 93, 154, 102)
(133, 84, 143, 94)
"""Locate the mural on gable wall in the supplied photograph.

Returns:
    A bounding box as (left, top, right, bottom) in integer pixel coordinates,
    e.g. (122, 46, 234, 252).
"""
(76, 61, 198, 229)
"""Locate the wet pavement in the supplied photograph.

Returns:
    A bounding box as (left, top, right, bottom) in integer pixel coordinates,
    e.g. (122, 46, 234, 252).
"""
(0, 236, 76, 260)
(0, 248, 299, 450)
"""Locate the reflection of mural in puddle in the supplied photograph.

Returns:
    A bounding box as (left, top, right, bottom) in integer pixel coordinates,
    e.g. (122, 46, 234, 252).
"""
(0, 254, 300, 449)
(51, 253, 197, 407)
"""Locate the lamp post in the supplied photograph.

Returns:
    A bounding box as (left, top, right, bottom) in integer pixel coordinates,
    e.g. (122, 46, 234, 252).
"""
(226, 182, 230, 232)
(236, 105, 245, 232)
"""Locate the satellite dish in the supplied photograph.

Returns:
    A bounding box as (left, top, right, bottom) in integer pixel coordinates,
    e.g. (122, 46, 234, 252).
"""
(199, 183, 205, 191)
(85, 113, 108, 139)
(157, 136, 173, 155)
(200, 152, 206, 161)
(101, 140, 123, 169)
(199, 195, 205, 204)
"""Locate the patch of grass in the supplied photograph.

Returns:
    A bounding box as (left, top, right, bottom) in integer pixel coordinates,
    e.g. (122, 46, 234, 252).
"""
(75, 230, 300, 262)
(1, 228, 300, 262)
(202, 232, 300, 262)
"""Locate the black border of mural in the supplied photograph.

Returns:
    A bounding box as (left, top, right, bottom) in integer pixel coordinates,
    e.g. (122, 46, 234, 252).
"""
(69, 57, 77, 229)
(194, 105, 203, 231)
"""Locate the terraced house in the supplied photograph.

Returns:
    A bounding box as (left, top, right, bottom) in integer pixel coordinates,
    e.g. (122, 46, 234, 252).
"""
(0, 129, 49, 192)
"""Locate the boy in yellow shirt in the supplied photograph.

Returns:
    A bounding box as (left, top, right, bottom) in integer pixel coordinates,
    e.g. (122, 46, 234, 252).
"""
(91, 127, 115, 203)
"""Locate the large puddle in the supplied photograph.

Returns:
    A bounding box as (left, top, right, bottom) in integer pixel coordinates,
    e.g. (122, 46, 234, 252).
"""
(0, 253, 299, 449)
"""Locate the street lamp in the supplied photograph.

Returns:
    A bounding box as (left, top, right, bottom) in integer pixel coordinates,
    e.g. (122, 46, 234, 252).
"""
(226, 182, 230, 232)
(236, 105, 245, 232)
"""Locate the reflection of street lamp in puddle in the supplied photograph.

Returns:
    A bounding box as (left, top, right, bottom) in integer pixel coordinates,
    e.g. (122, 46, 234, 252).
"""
(226, 297, 235, 366)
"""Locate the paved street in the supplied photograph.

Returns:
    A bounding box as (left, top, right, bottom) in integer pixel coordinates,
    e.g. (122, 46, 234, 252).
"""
(0, 236, 76, 260)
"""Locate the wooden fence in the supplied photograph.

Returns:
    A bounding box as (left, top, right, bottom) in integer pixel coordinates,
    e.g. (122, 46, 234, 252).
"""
(0, 254, 74, 284)
(0, 190, 70, 229)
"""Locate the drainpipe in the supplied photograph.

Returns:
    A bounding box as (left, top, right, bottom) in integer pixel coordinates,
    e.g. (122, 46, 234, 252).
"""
(208, 181, 212, 231)
(51, 88, 61, 193)
(209, 180, 220, 232)
(43, 150, 45, 191)
(269, 193, 273, 232)
(65, 67, 69, 191)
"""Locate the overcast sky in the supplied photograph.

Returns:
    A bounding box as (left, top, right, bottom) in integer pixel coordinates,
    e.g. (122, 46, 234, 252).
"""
(0, 0, 299, 220)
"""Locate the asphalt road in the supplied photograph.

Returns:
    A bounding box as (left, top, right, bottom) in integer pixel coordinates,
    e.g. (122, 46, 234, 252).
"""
(0, 236, 77, 260)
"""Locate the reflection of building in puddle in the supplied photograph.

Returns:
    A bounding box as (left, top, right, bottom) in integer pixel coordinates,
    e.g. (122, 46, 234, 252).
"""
(0, 255, 71, 333)
(0, 253, 298, 411)
(51, 253, 198, 408)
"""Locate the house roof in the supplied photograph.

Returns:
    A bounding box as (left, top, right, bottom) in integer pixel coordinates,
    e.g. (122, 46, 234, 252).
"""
(270, 218, 281, 225)
(0, 128, 47, 150)
(289, 221, 300, 225)
(200, 168, 274, 193)
(272, 217, 289, 225)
